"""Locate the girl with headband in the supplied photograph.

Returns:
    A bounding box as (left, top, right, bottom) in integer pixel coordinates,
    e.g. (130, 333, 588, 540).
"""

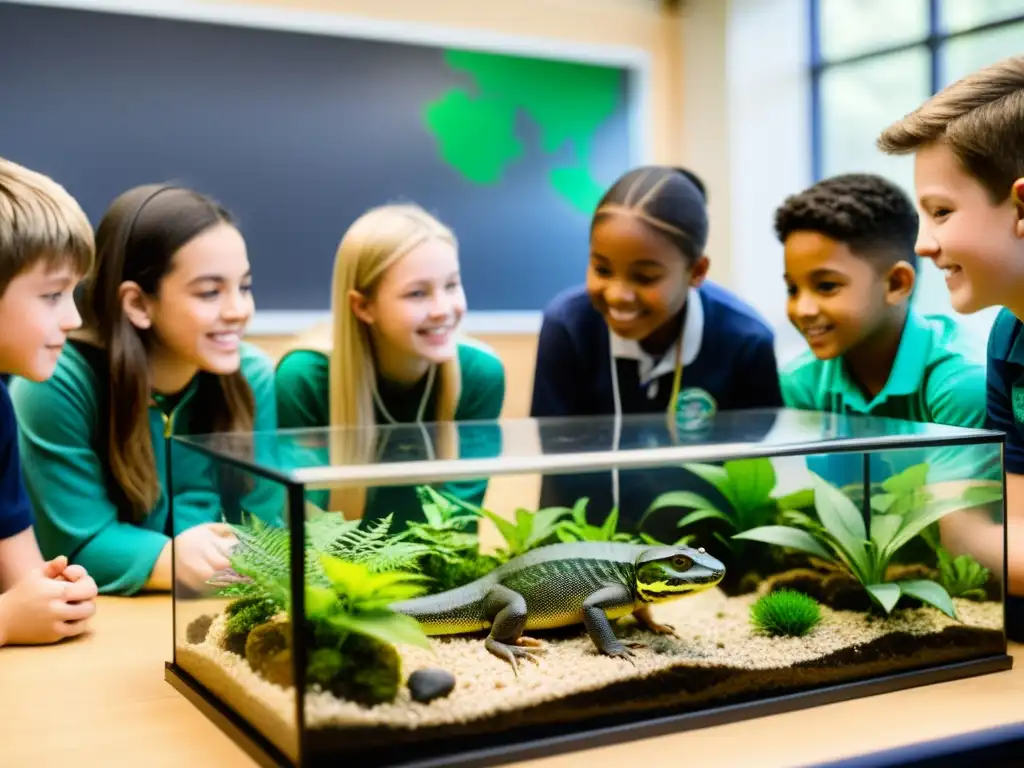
(10, 184, 280, 596)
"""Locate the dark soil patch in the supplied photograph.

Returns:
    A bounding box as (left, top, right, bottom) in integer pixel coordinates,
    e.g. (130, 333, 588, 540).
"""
(761, 564, 941, 611)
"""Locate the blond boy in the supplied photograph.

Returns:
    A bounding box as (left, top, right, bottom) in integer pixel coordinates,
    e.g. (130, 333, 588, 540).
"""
(876, 55, 1024, 619)
(0, 157, 98, 646)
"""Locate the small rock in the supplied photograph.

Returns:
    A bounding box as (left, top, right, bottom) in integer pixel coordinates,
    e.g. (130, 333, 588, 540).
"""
(408, 668, 456, 704)
(186, 614, 214, 645)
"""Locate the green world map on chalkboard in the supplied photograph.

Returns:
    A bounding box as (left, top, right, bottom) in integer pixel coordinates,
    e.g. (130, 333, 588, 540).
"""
(423, 50, 623, 215)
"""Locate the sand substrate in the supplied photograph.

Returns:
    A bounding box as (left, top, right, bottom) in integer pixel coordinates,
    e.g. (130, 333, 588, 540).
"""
(175, 588, 1005, 761)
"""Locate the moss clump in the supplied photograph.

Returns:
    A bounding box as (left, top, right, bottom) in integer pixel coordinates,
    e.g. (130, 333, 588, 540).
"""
(751, 589, 822, 638)
(306, 635, 401, 706)
(226, 595, 279, 635)
(420, 553, 500, 594)
(222, 595, 279, 656)
(245, 619, 293, 688)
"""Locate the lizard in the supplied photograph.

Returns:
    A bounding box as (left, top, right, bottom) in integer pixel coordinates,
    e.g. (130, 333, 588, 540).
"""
(389, 541, 726, 675)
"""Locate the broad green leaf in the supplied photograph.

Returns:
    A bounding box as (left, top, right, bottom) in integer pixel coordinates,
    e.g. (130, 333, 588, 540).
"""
(893, 489, 935, 519)
(711, 531, 733, 552)
(362, 570, 433, 591)
(810, 473, 871, 580)
(738, 501, 781, 533)
(645, 491, 721, 514)
(681, 463, 739, 508)
(304, 586, 338, 617)
(898, 579, 958, 620)
(774, 487, 814, 510)
(871, 492, 897, 514)
(359, 583, 431, 610)
(327, 610, 434, 650)
(724, 458, 777, 510)
(866, 582, 901, 614)
(525, 506, 571, 549)
(556, 528, 577, 544)
(963, 484, 1004, 506)
(601, 508, 620, 539)
(417, 489, 444, 527)
(676, 507, 733, 530)
(811, 473, 867, 541)
(882, 463, 930, 494)
(439, 490, 485, 517)
(320, 554, 369, 594)
(883, 497, 981, 561)
(514, 508, 534, 543)
(480, 508, 521, 551)
(733, 525, 834, 561)
(778, 509, 822, 531)
(869, 514, 903, 554)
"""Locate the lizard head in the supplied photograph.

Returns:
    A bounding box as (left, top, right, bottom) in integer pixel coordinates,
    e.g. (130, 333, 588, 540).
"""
(634, 545, 726, 603)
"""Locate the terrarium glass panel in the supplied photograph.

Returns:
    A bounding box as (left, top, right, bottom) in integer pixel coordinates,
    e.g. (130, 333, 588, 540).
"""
(169, 434, 300, 765)
(168, 408, 1009, 767)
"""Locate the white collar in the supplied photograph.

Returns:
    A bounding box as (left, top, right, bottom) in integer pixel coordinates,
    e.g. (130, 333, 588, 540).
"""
(609, 286, 704, 385)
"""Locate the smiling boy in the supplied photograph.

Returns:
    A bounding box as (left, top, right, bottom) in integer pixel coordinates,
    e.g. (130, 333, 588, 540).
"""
(775, 173, 989, 486)
(0, 157, 98, 646)
(876, 55, 1024, 627)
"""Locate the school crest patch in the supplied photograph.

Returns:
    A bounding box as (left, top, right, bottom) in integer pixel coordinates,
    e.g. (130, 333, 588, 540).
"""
(1013, 385, 1024, 425)
(675, 387, 718, 431)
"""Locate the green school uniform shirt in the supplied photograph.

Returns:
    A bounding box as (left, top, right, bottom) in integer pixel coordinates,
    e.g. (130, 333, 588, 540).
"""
(780, 310, 996, 487)
(274, 338, 506, 527)
(8, 340, 283, 595)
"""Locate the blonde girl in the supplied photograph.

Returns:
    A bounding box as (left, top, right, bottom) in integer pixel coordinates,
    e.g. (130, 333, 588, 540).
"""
(275, 203, 505, 525)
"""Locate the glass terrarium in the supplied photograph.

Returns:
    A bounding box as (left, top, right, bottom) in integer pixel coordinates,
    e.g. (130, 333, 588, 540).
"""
(165, 408, 1012, 768)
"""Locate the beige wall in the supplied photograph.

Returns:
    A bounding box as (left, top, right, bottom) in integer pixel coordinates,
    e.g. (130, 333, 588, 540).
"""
(231, 0, 687, 419)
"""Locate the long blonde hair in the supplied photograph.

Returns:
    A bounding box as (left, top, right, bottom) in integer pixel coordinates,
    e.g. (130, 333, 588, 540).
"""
(301, 203, 463, 517)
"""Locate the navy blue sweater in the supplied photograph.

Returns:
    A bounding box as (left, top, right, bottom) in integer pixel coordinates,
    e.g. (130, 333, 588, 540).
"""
(530, 282, 782, 418)
(529, 282, 783, 542)
(0, 379, 33, 540)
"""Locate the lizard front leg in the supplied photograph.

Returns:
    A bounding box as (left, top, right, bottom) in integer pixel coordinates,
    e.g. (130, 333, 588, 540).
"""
(633, 604, 678, 636)
(582, 584, 643, 665)
(482, 584, 546, 677)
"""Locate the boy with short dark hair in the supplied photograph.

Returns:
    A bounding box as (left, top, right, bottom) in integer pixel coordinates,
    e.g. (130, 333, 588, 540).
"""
(0, 156, 98, 646)
(775, 172, 989, 485)
(875, 54, 1024, 626)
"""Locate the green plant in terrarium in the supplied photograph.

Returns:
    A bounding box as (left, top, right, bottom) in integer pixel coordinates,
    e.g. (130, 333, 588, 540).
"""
(394, 486, 481, 562)
(553, 498, 635, 544)
(308, 510, 433, 574)
(750, 589, 822, 637)
(639, 457, 814, 554)
(735, 472, 998, 619)
(936, 547, 991, 601)
(386, 487, 504, 592)
(301, 554, 434, 705)
(441, 492, 570, 562)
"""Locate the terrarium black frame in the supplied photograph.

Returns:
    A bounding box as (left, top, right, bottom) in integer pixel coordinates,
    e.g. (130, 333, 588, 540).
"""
(163, 409, 1014, 768)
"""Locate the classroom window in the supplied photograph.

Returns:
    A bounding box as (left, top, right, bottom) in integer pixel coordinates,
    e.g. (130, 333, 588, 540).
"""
(941, 22, 1024, 86)
(810, 0, 1024, 338)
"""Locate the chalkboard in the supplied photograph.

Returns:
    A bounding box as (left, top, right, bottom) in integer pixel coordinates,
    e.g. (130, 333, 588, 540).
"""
(0, 0, 647, 332)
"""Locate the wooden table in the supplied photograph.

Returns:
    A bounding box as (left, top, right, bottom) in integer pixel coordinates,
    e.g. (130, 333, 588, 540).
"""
(2, 596, 1022, 768)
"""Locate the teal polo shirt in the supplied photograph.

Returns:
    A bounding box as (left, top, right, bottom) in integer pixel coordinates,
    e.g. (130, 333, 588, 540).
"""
(781, 311, 994, 487)
(986, 308, 1024, 474)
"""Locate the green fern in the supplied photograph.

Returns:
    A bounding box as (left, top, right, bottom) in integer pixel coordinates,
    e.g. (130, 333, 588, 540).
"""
(936, 548, 991, 601)
(321, 514, 432, 572)
(393, 487, 480, 562)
